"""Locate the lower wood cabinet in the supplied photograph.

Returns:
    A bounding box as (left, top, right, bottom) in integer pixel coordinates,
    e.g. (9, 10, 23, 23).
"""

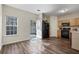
(57, 30, 61, 39)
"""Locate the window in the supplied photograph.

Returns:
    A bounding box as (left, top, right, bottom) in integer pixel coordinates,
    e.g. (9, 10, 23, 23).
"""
(6, 16, 17, 35)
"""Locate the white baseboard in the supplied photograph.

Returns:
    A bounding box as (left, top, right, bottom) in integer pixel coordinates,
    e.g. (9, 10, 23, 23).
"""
(3, 39, 30, 45)
(0, 45, 2, 51)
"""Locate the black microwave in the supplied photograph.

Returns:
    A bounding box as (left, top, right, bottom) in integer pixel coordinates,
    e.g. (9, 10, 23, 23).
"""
(62, 23, 70, 26)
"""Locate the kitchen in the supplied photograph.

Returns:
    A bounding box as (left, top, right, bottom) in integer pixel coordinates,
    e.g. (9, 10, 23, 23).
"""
(57, 14, 79, 51)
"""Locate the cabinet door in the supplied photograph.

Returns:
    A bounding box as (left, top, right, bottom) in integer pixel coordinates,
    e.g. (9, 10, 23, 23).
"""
(75, 18, 79, 26)
(62, 19, 69, 23)
(70, 19, 76, 26)
(57, 30, 61, 39)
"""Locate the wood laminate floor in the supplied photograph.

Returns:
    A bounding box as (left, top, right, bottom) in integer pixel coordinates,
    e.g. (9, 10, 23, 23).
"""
(1, 38, 79, 54)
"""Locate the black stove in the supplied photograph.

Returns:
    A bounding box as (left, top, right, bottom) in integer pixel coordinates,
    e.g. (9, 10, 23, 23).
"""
(61, 23, 70, 39)
(61, 28, 70, 39)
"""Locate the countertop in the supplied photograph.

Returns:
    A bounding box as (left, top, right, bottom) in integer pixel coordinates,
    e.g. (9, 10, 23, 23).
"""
(70, 31, 79, 33)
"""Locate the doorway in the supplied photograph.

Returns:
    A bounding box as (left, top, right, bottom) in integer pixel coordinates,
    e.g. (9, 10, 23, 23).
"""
(30, 20, 36, 39)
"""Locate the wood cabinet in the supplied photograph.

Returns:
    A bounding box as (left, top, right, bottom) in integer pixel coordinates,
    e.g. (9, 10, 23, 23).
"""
(57, 30, 61, 39)
(57, 18, 79, 39)
(58, 17, 79, 27)
(70, 19, 76, 26)
(75, 18, 79, 26)
(62, 19, 70, 23)
(70, 18, 79, 26)
(58, 19, 70, 28)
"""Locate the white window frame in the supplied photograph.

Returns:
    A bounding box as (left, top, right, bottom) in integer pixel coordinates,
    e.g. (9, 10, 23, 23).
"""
(6, 16, 17, 36)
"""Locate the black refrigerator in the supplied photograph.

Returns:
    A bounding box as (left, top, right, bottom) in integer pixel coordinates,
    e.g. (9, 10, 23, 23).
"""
(42, 20, 49, 39)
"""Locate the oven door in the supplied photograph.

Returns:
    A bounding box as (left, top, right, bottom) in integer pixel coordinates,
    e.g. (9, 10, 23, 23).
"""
(61, 30, 69, 39)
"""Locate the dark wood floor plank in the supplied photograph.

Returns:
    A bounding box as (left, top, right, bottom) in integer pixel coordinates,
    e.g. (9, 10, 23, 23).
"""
(1, 38, 79, 54)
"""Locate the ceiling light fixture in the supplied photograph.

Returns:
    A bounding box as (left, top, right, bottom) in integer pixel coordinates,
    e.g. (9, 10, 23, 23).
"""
(37, 9, 40, 11)
(58, 9, 69, 13)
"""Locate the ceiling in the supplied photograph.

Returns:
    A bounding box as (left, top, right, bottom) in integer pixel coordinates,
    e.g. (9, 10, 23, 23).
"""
(6, 4, 79, 16)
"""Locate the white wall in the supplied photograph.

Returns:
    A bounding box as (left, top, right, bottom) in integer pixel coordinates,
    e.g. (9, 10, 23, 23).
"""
(0, 5, 2, 50)
(50, 16, 58, 37)
(2, 5, 37, 45)
(36, 14, 42, 39)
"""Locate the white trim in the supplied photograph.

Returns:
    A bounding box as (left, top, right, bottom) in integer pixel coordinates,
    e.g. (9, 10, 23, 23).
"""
(3, 38, 30, 45)
(5, 16, 18, 36)
(0, 45, 2, 51)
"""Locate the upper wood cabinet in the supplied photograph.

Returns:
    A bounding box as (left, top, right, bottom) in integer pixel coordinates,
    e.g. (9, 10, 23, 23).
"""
(70, 19, 76, 26)
(62, 19, 70, 23)
(75, 18, 79, 26)
(70, 18, 79, 26)
(58, 18, 79, 27)
(58, 19, 70, 27)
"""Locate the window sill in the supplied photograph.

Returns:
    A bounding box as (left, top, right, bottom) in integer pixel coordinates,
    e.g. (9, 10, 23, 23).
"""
(4, 34, 17, 37)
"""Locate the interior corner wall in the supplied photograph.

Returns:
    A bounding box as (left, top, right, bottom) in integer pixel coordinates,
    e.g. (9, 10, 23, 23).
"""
(36, 14, 42, 39)
(50, 16, 58, 37)
(0, 4, 2, 50)
(2, 5, 37, 45)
